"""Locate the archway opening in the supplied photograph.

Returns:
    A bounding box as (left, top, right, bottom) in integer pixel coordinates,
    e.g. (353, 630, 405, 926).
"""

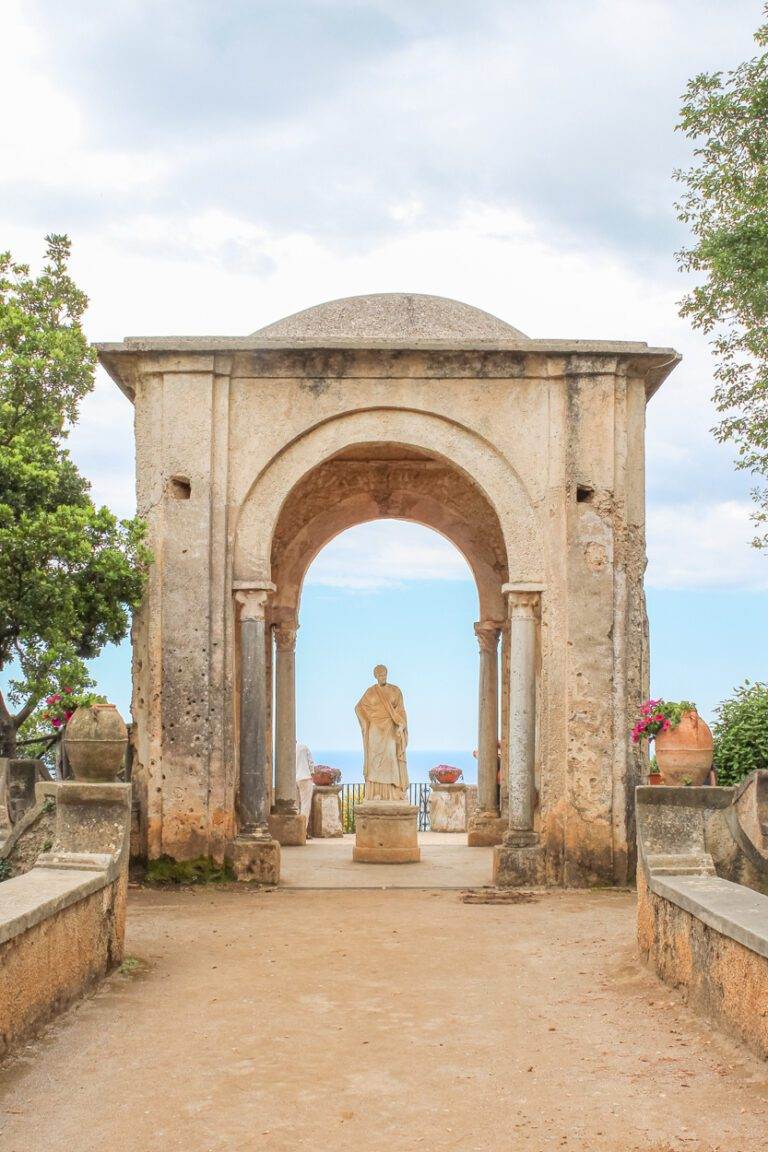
(260, 440, 512, 852)
(296, 519, 480, 791)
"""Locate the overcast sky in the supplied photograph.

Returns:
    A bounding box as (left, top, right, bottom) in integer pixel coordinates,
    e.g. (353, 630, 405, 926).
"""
(2, 0, 767, 750)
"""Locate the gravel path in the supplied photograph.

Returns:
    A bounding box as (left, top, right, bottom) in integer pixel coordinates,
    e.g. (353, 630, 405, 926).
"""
(1, 887, 766, 1151)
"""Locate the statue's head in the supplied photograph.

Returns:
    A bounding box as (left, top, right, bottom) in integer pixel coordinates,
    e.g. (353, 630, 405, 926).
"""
(373, 664, 388, 685)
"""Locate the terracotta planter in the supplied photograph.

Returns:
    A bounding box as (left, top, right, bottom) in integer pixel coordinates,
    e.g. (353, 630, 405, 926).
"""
(430, 766, 463, 785)
(649, 772, 663, 786)
(312, 767, 340, 787)
(654, 710, 713, 786)
(64, 703, 128, 783)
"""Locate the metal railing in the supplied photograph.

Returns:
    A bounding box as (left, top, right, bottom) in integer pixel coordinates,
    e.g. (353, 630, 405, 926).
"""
(340, 782, 431, 832)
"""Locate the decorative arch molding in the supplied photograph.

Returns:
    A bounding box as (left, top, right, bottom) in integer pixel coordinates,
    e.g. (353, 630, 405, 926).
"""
(233, 407, 543, 591)
(271, 478, 507, 621)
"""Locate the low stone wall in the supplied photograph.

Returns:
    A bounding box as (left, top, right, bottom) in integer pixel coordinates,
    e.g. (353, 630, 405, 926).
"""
(636, 784, 768, 1060)
(0, 782, 131, 1057)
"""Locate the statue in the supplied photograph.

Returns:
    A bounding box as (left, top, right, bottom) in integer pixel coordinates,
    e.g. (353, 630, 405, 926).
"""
(355, 664, 409, 801)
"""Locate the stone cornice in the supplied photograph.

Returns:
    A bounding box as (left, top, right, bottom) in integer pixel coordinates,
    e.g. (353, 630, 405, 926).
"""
(98, 338, 679, 403)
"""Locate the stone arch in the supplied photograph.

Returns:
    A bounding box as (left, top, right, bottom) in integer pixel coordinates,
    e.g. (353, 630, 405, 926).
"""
(269, 453, 505, 620)
(233, 408, 543, 613)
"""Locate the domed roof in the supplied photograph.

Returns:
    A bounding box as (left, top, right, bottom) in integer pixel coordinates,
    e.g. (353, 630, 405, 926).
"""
(253, 293, 527, 341)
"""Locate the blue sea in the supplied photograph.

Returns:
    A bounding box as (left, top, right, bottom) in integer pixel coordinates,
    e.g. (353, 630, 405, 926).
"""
(312, 749, 476, 785)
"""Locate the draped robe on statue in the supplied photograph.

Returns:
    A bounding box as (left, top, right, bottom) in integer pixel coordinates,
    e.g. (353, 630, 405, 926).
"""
(355, 682, 409, 800)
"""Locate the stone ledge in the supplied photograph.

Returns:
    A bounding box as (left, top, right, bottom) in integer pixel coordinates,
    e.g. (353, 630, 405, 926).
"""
(649, 873, 768, 961)
(636, 784, 733, 811)
(0, 867, 108, 947)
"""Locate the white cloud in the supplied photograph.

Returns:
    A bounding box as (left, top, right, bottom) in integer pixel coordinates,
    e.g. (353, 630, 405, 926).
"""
(305, 521, 473, 590)
(647, 500, 768, 591)
(3, 0, 766, 599)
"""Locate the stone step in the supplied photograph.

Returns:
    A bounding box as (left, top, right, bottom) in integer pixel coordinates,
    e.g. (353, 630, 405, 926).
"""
(646, 853, 715, 876)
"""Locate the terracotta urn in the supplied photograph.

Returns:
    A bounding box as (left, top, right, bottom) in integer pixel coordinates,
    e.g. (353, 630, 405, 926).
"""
(312, 766, 341, 787)
(64, 703, 128, 783)
(429, 766, 463, 785)
(654, 710, 713, 786)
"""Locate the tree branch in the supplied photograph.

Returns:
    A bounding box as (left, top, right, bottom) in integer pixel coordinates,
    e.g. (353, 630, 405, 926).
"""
(13, 694, 39, 728)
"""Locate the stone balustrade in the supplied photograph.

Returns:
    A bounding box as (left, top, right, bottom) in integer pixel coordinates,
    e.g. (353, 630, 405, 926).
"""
(0, 781, 131, 1057)
(637, 783, 768, 1060)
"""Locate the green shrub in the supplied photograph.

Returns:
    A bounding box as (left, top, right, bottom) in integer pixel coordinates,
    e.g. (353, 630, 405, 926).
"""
(713, 681, 768, 787)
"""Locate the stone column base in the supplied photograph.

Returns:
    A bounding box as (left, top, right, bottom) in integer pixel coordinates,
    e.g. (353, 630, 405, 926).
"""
(492, 831, 546, 887)
(232, 835, 280, 884)
(353, 801, 420, 864)
(268, 810, 307, 846)
(428, 783, 467, 832)
(467, 810, 506, 847)
(311, 786, 343, 838)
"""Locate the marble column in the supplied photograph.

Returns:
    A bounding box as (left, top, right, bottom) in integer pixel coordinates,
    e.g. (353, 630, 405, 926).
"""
(236, 589, 271, 836)
(474, 621, 501, 815)
(492, 585, 545, 888)
(233, 587, 280, 882)
(506, 589, 538, 836)
(273, 624, 298, 814)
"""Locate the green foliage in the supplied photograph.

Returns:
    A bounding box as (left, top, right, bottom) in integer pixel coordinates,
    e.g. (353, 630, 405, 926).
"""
(712, 680, 768, 786)
(660, 700, 697, 728)
(0, 235, 149, 753)
(119, 956, 143, 976)
(145, 855, 235, 886)
(675, 8, 768, 546)
(0, 858, 10, 882)
(341, 783, 365, 833)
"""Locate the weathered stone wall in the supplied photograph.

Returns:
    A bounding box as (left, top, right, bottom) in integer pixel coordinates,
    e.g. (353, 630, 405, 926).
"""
(115, 337, 668, 883)
(0, 781, 131, 1057)
(637, 870, 768, 1060)
(0, 874, 126, 1057)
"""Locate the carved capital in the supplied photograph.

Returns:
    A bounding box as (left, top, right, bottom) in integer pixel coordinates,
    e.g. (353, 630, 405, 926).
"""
(236, 589, 271, 622)
(273, 624, 298, 653)
(504, 590, 540, 620)
(474, 621, 502, 654)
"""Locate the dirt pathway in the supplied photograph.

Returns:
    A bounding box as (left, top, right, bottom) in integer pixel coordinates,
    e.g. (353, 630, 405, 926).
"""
(1, 888, 766, 1151)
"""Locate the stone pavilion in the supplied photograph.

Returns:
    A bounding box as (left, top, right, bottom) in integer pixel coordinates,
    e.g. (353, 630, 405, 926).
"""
(97, 293, 679, 885)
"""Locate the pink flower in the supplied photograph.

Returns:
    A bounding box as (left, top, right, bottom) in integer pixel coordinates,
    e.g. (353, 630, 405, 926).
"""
(51, 718, 62, 729)
(63, 687, 73, 695)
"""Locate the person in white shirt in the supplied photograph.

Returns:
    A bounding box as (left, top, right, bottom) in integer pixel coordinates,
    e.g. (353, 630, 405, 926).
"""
(296, 742, 315, 830)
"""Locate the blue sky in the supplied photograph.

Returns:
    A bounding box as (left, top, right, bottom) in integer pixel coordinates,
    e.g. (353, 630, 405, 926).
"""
(2, 0, 767, 747)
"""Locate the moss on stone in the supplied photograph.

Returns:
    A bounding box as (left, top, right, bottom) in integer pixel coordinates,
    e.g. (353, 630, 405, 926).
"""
(145, 855, 234, 886)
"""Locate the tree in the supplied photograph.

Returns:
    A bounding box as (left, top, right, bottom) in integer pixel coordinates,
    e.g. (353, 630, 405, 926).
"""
(0, 235, 148, 758)
(675, 8, 768, 546)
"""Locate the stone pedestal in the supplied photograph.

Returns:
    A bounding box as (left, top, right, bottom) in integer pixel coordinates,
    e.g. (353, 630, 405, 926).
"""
(232, 835, 281, 884)
(34, 780, 132, 870)
(353, 801, 420, 863)
(311, 785, 343, 838)
(467, 810, 507, 847)
(268, 809, 307, 846)
(428, 783, 468, 832)
(492, 831, 546, 887)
